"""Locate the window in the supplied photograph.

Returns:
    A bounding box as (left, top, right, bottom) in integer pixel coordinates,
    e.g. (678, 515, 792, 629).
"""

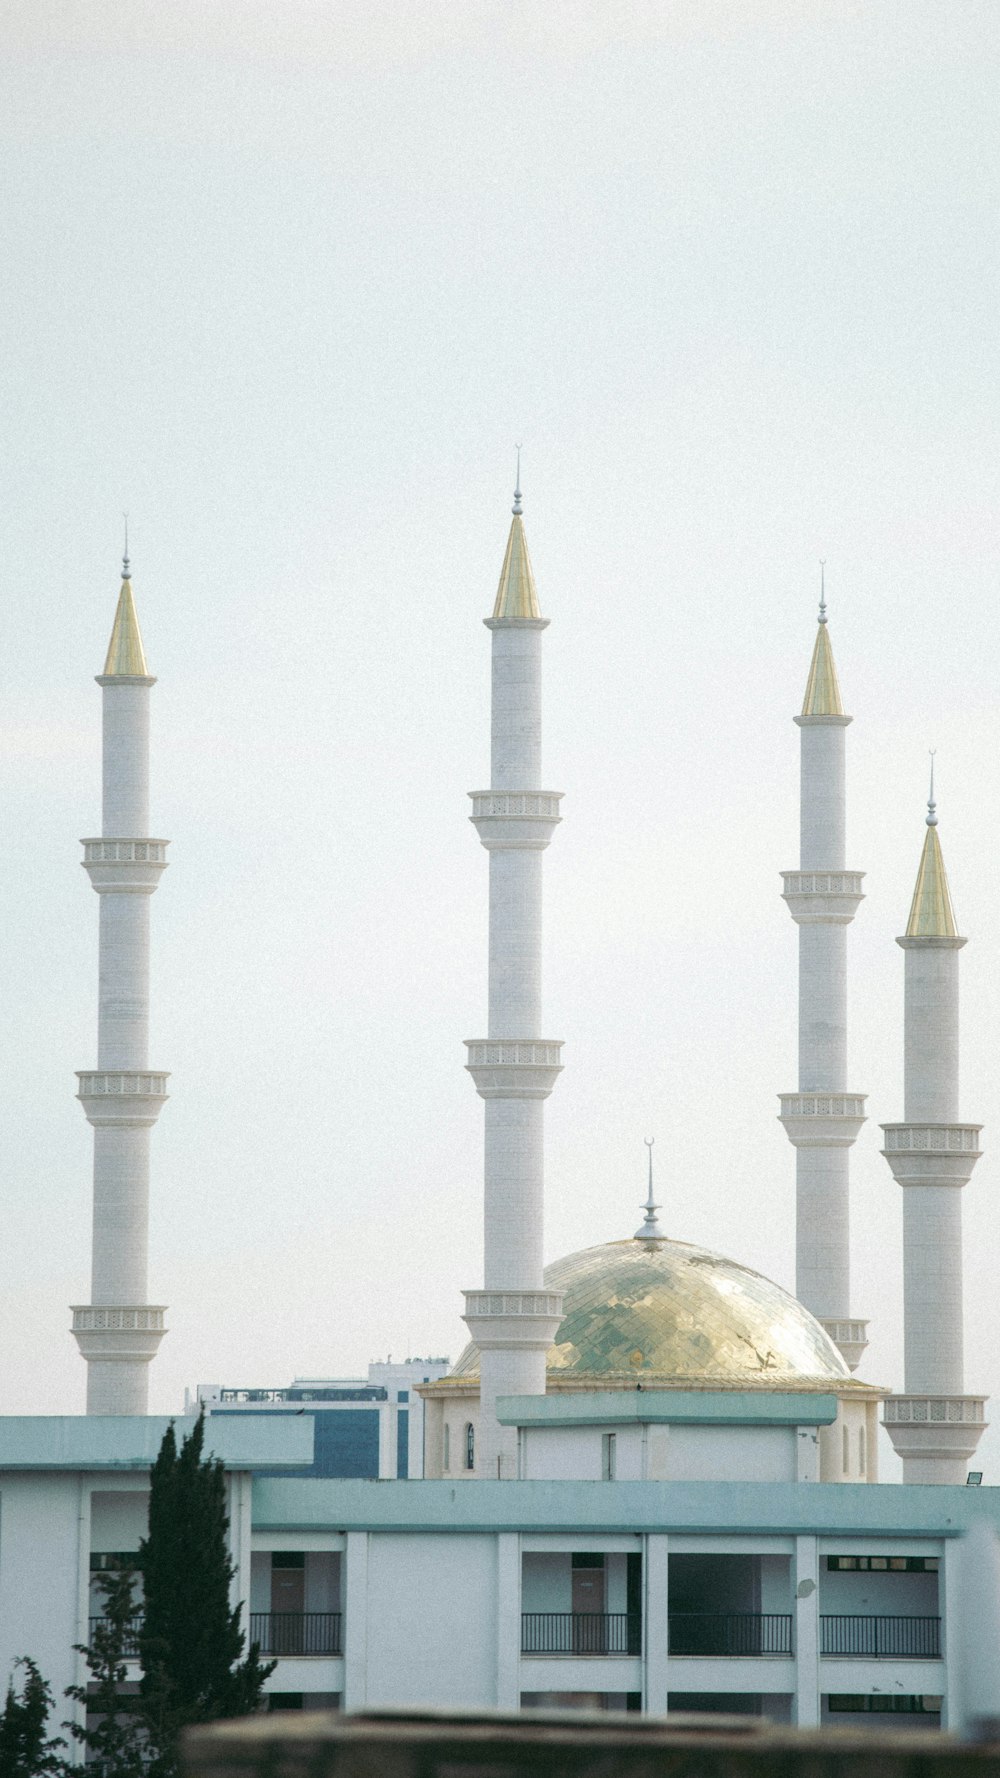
(828, 1696, 941, 1715)
(465, 1422, 475, 1471)
(858, 1427, 865, 1475)
(602, 1432, 617, 1481)
(443, 1423, 450, 1471)
(843, 1426, 850, 1472)
(826, 1556, 938, 1573)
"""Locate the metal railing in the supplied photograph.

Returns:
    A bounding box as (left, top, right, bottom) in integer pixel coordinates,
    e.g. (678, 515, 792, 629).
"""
(820, 1615, 941, 1659)
(88, 1617, 142, 1657)
(668, 1613, 794, 1656)
(249, 1612, 342, 1656)
(521, 1613, 641, 1655)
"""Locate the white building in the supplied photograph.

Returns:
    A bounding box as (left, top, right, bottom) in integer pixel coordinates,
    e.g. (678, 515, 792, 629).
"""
(0, 497, 996, 1743)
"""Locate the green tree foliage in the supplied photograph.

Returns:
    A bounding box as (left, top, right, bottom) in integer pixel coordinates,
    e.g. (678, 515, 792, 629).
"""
(138, 1412, 274, 1775)
(0, 1657, 63, 1778)
(64, 1568, 149, 1778)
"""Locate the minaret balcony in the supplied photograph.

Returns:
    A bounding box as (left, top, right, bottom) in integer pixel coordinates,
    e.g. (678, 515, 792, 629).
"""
(77, 1070, 170, 1127)
(462, 1288, 564, 1352)
(82, 837, 169, 894)
(469, 791, 563, 850)
(819, 1319, 869, 1372)
(778, 1093, 867, 1147)
(71, 1304, 167, 1364)
(881, 1123, 982, 1187)
(465, 1040, 563, 1099)
(781, 871, 865, 924)
(883, 1394, 987, 1466)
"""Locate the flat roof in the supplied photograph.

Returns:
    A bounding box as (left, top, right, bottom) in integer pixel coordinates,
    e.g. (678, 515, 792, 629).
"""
(251, 1476, 1000, 1538)
(0, 1415, 314, 1472)
(496, 1391, 840, 1427)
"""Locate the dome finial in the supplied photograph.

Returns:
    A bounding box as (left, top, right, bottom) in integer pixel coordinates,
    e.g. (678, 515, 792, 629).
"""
(634, 1137, 664, 1241)
(927, 749, 937, 826)
(818, 558, 827, 623)
(512, 444, 522, 515)
(122, 511, 130, 581)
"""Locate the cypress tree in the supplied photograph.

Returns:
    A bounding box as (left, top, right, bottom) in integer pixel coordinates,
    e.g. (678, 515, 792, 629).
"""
(0, 1657, 63, 1778)
(138, 1412, 273, 1776)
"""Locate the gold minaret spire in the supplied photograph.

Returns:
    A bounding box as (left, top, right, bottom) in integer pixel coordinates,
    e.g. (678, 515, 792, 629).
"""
(492, 448, 541, 620)
(102, 523, 149, 677)
(801, 561, 844, 717)
(905, 754, 958, 938)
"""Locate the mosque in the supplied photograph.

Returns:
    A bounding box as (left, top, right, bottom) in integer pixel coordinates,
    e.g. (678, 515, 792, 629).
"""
(0, 485, 996, 1736)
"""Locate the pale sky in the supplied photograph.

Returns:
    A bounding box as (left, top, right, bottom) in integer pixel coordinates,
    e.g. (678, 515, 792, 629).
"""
(0, 0, 998, 1481)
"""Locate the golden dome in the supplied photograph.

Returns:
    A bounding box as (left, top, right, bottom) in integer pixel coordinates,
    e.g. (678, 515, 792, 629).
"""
(451, 1237, 851, 1386)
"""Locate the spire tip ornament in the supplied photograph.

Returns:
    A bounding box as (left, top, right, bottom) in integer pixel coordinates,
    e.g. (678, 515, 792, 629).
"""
(905, 758, 958, 939)
(819, 559, 827, 624)
(491, 456, 541, 620)
(634, 1138, 664, 1241)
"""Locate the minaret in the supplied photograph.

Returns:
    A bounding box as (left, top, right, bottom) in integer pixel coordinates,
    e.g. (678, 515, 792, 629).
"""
(462, 466, 564, 1478)
(881, 769, 986, 1482)
(71, 547, 169, 1414)
(779, 573, 868, 1370)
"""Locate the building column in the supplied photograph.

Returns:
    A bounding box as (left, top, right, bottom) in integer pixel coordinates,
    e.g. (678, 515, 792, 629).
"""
(342, 1532, 369, 1709)
(462, 478, 563, 1478)
(644, 1533, 669, 1714)
(779, 589, 868, 1371)
(71, 556, 169, 1412)
(793, 1535, 820, 1726)
(881, 785, 986, 1482)
(496, 1533, 521, 1708)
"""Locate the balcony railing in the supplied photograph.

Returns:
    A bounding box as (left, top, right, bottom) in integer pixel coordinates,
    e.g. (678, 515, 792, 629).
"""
(249, 1612, 342, 1656)
(521, 1612, 641, 1656)
(668, 1613, 793, 1656)
(821, 1615, 941, 1659)
(89, 1617, 142, 1658)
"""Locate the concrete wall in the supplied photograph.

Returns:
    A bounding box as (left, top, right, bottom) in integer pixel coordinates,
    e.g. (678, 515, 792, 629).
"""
(819, 1400, 874, 1484)
(667, 1427, 796, 1484)
(0, 1475, 88, 1720)
(819, 1566, 938, 1615)
(522, 1423, 799, 1484)
(90, 1487, 149, 1552)
(362, 1533, 499, 1706)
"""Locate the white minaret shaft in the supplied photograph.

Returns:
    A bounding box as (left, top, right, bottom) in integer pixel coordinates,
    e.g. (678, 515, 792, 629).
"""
(779, 583, 868, 1372)
(881, 779, 986, 1482)
(71, 556, 169, 1414)
(463, 476, 564, 1479)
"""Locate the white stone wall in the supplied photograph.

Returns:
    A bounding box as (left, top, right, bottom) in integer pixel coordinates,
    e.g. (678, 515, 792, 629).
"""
(784, 711, 863, 1353)
(76, 666, 167, 1414)
(482, 1100, 546, 1288)
(490, 626, 542, 789)
(465, 608, 562, 1480)
(798, 722, 846, 869)
(102, 685, 150, 832)
(798, 925, 847, 1088)
(904, 944, 961, 1123)
(361, 1533, 499, 1707)
(487, 848, 543, 1033)
(89, 1126, 152, 1303)
(902, 1188, 964, 1395)
(795, 1148, 850, 1321)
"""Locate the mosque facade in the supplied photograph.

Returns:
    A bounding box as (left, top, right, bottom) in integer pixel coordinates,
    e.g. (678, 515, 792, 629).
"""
(0, 490, 996, 1739)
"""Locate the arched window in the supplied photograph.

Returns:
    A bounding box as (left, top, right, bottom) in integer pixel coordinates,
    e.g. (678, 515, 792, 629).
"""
(465, 1422, 475, 1471)
(843, 1425, 850, 1473)
(858, 1426, 866, 1475)
(443, 1422, 450, 1472)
